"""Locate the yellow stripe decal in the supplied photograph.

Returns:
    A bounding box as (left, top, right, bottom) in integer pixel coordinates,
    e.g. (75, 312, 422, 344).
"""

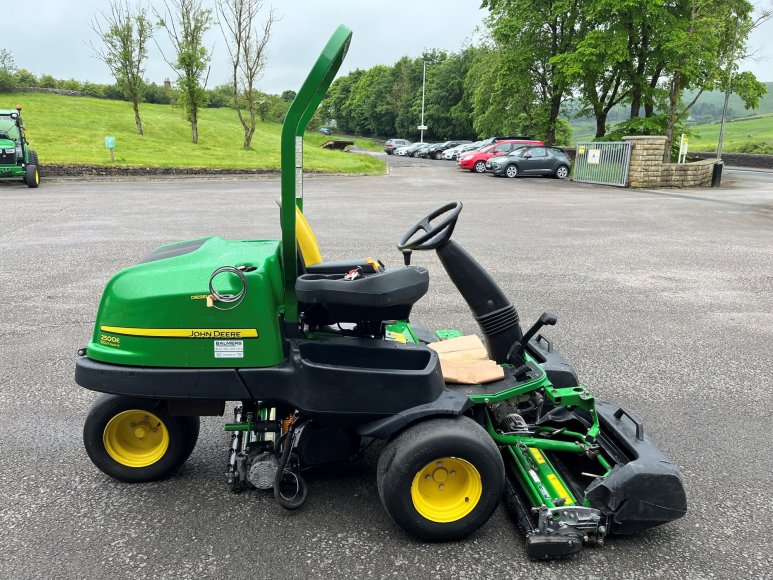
(530, 448, 547, 465)
(101, 326, 258, 339)
(547, 473, 574, 505)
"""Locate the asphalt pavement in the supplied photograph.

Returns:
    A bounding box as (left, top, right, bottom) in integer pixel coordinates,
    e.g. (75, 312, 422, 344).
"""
(1, 155, 772, 579)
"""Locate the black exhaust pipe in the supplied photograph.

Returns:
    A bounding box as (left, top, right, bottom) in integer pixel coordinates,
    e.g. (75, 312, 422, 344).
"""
(436, 240, 522, 363)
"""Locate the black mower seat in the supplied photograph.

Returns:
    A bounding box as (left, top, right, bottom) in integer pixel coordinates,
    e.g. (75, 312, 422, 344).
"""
(305, 258, 384, 275)
(296, 266, 429, 324)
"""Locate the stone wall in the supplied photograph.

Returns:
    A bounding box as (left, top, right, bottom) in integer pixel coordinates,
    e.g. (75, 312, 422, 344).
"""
(623, 135, 715, 188)
(660, 158, 714, 187)
(623, 136, 666, 188)
(690, 151, 773, 170)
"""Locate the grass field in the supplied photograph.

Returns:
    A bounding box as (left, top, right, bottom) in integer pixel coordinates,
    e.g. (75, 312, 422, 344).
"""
(570, 113, 773, 152)
(686, 113, 773, 153)
(2, 92, 385, 174)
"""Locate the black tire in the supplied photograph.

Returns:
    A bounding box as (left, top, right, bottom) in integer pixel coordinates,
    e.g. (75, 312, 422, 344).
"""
(413, 151, 420, 158)
(83, 394, 199, 483)
(25, 164, 40, 188)
(505, 164, 519, 178)
(377, 416, 504, 541)
(28, 149, 39, 166)
(434, 151, 443, 160)
(473, 160, 486, 173)
(554, 165, 569, 179)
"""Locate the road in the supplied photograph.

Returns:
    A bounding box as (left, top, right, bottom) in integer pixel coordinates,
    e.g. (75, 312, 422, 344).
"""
(1, 157, 771, 579)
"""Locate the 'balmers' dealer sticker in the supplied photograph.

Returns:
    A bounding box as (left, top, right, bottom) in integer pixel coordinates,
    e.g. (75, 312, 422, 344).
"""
(214, 340, 243, 358)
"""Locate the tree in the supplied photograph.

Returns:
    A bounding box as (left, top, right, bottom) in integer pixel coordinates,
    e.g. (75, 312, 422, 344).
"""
(216, 0, 278, 148)
(90, 1, 153, 135)
(0, 49, 16, 92)
(156, 0, 213, 144)
(280, 89, 296, 102)
(659, 0, 763, 160)
(481, 0, 584, 145)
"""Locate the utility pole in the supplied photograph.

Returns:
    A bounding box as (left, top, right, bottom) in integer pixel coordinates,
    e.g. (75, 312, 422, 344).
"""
(420, 61, 427, 143)
(717, 14, 740, 161)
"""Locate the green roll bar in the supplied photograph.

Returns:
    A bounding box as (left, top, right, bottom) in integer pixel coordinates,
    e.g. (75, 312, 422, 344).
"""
(280, 25, 352, 323)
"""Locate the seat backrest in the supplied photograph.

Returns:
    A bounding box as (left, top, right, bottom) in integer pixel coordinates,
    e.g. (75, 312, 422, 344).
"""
(296, 206, 323, 267)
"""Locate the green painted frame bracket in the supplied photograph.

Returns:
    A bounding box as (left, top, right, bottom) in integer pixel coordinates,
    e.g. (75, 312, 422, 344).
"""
(280, 25, 352, 323)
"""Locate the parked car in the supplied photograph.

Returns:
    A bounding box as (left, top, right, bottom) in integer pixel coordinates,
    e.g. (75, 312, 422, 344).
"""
(415, 143, 441, 158)
(458, 139, 543, 173)
(394, 144, 413, 156)
(425, 140, 472, 160)
(320, 127, 333, 136)
(487, 146, 571, 179)
(443, 140, 483, 160)
(411, 143, 434, 158)
(399, 142, 426, 157)
(384, 138, 412, 155)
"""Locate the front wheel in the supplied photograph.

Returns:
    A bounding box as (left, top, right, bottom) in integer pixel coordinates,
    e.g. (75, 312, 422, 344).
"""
(25, 164, 40, 188)
(377, 416, 504, 541)
(83, 394, 200, 482)
(505, 164, 519, 178)
(554, 165, 569, 179)
(473, 161, 486, 173)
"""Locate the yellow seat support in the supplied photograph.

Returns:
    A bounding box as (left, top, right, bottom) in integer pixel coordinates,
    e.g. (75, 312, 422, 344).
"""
(296, 206, 323, 267)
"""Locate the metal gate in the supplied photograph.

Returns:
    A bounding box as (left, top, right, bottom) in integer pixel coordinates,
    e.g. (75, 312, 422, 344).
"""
(572, 141, 632, 187)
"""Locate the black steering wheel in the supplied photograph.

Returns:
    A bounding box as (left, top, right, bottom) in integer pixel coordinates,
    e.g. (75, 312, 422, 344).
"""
(397, 201, 463, 252)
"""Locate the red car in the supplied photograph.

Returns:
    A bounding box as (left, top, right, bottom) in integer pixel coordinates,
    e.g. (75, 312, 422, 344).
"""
(458, 139, 543, 173)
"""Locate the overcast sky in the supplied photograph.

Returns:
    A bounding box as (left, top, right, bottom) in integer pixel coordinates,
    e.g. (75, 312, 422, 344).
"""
(5, 1, 773, 94)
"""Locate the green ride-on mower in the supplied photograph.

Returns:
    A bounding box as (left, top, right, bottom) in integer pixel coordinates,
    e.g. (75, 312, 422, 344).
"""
(0, 105, 40, 188)
(76, 26, 686, 559)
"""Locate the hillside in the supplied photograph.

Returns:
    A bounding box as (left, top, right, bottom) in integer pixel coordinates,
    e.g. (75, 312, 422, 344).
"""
(1, 92, 384, 174)
(567, 82, 773, 148)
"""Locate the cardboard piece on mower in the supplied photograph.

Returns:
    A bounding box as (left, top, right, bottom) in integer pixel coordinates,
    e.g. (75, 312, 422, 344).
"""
(428, 335, 505, 384)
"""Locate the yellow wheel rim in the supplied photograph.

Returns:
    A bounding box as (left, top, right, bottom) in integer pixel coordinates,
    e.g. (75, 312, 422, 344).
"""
(103, 410, 169, 468)
(411, 457, 482, 523)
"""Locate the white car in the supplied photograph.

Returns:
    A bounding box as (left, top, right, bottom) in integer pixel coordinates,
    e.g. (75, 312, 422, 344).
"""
(444, 140, 484, 160)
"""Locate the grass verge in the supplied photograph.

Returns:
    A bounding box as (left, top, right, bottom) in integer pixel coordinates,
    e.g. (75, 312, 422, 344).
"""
(2, 92, 385, 174)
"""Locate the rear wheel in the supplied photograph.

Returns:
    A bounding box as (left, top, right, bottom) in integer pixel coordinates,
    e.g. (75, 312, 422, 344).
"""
(505, 164, 519, 178)
(83, 394, 199, 482)
(554, 165, 569, 179)
(377, 416, 504, 541)
(434, 151, 443, 160)
(473, 161, 486, 173)
(25, 164, 39, 188)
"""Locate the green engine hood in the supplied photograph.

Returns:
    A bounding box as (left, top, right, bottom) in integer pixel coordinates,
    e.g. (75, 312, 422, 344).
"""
(88, 236, 286, 368)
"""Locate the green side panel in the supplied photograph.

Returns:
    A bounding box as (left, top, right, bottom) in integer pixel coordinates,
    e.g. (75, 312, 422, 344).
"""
(435, 329, 464, 340)
(87, 237, 285, 368)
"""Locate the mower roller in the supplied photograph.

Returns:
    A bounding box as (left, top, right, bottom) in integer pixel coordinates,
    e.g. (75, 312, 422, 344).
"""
(76, 25, 686, 559)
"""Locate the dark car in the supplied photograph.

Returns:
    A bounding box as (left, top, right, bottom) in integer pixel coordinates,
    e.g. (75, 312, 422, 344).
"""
(424, 140, 472, 160)
(384, 138, 412, 155)
(407, 143, 433, 158)
(320, 127, 333, 136)
(487, 146, 571, 179)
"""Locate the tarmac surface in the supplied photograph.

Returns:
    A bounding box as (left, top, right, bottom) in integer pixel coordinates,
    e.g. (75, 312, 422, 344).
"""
(1, 154, 772, 579)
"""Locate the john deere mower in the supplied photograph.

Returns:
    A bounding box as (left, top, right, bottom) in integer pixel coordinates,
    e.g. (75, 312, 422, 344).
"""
(0, 105, 40, 188)
(76, 26, 686, 559)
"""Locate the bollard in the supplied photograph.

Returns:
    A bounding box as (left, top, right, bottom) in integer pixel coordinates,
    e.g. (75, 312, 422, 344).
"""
(711, 161, 723, 187)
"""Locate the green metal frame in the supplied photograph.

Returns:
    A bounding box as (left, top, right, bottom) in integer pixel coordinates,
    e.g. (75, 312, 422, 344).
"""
(280, 25, 352, 323)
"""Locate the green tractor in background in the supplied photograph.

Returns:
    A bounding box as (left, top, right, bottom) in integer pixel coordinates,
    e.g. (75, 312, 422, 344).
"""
(0, 105, 40, 187)
(75, 26, 686, 559)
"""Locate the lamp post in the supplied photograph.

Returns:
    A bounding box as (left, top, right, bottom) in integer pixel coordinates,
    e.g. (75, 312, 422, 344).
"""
(717, 14, 740, 161)
(420, 61, 427, 143)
